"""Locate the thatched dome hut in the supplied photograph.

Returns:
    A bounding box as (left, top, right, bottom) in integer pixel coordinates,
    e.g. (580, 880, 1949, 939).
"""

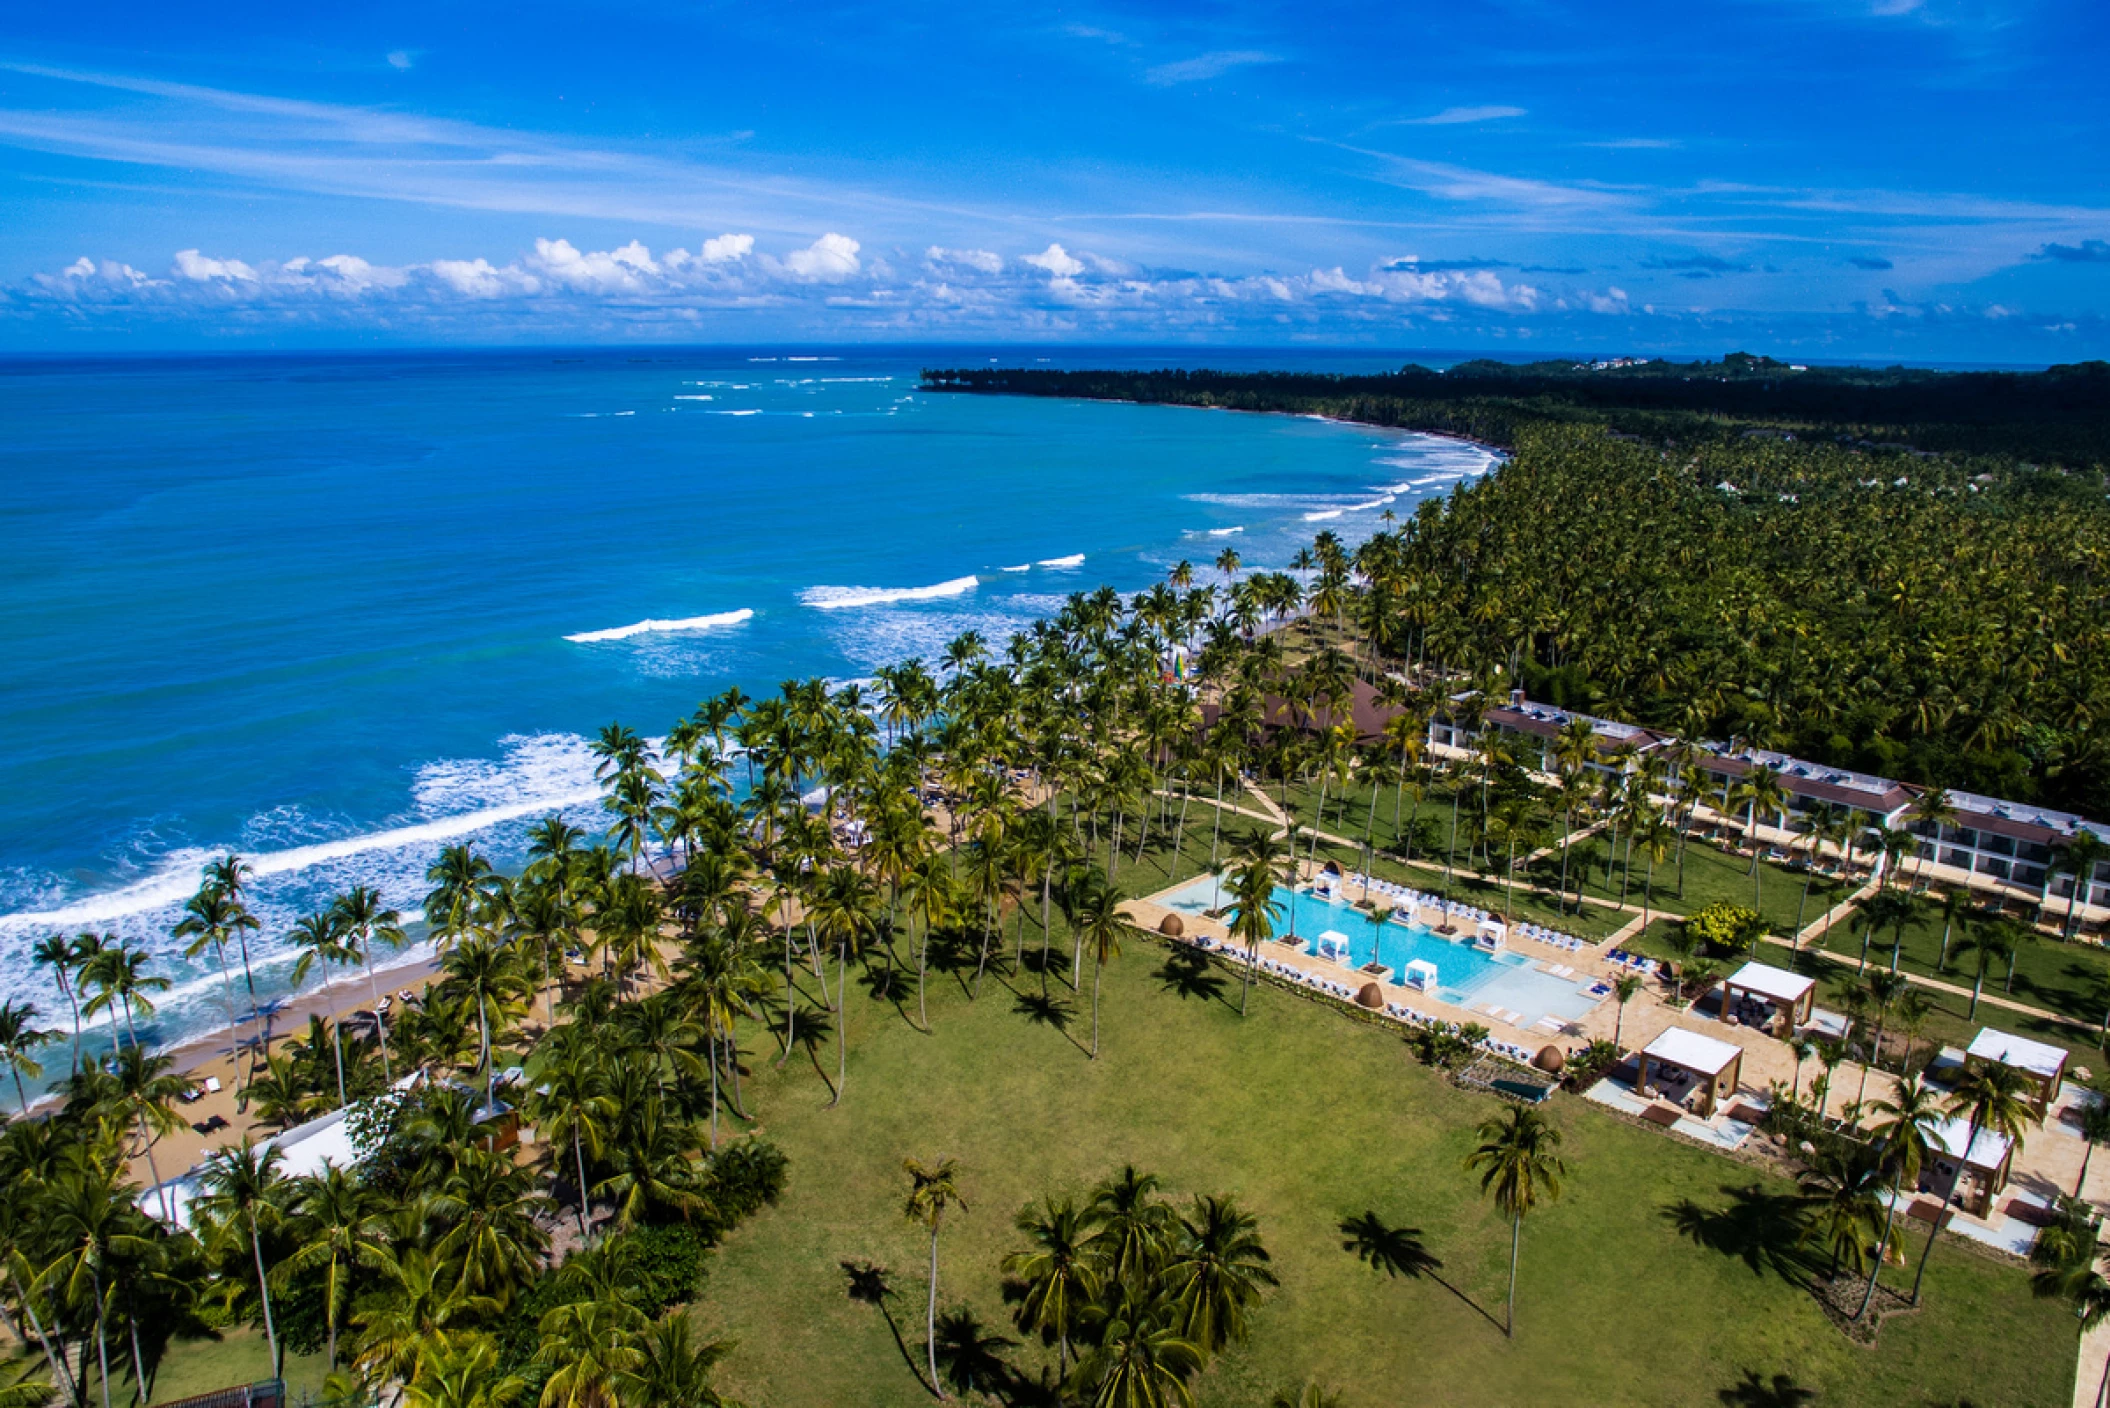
(1158, 914, 1185, 937)
(1532, 1045, 1565, 1075)
(1355, 982, 1385, 1010)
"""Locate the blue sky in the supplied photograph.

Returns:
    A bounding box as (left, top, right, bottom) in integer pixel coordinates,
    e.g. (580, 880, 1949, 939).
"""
(0, 0, 2104, 360)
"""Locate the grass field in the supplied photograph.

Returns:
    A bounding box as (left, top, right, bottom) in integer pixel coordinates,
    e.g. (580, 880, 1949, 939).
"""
(692, 920, 2078, 1407)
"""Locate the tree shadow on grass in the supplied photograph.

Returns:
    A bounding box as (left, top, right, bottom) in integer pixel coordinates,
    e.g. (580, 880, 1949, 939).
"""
(1663, 1185, 1816, 1287)
(1338, 1212, 1504, 1336)
(1012, 991, 1088, 1056)
(1718, 1369, 1818, 1406)
(1154, 947, 1229, 1007)
(842, 1260, 933, 1397)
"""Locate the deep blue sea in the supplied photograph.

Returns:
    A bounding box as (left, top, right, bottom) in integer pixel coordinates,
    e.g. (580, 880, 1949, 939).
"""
(0, 345, 1497, 1061)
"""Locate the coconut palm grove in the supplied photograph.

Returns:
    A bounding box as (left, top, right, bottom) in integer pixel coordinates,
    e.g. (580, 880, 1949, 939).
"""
(0, 357, 2107, 1407)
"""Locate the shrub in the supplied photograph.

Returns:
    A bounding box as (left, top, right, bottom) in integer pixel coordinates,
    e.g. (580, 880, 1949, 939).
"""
(1685, 901, 1765, 954)
(706, 1139, 789, 1221)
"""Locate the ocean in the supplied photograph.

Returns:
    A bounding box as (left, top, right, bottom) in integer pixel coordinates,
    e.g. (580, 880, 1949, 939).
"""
(0, 346, 1497, 1067)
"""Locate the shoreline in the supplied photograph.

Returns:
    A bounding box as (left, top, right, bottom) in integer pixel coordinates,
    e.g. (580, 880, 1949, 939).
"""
(916, 384, 1515, 459)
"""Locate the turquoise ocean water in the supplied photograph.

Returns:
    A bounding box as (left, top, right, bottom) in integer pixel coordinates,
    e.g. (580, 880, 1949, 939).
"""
(0, 347, 1497, 1060)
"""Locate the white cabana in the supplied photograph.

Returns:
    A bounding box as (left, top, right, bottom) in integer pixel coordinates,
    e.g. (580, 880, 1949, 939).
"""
(1475, 918, 1508, 950)
(1639, 1026, 1744, 1117)
(1966, 1027, 2067, 1116)
(1720, 961, 1816, 1034)
(1923, 1113, 2016, 1216)
(1315, 929, 1353, 964)
(1403, 958, 1441, 991)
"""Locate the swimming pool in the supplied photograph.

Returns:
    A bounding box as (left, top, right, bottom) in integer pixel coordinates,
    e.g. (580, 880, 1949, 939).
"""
(1162, 876, 1602, 1030)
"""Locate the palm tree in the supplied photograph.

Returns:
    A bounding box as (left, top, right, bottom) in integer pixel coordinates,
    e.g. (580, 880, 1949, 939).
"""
(1859, 1074, 1943, 1319)
(1004, 1197, 1101, 1381)
(203, 853, 265, 1010)
(80, 940, 169, 1053)
(431, 1147, 553, 1303)
(195, 1139, 288, 1374)
(175, 883, 258, 1075)
(624, 1310, 730, 1407)
(31, 932, 92, 1075)
(107, 1042, 189, 1223)
(1917, 1061, 2034, 1303)
(333, 885, 407, 1082)
(2055, 831, 2108, 942)
(1464, 1104, 1567, 1338)
(1163, 1194, 1277, 1354)
(442, 934, 525, 1115)
(535, 1296, 647, 1408)
(1955, 920, 2015, 1020)
(44, 1161, 152, 1408)
(525, 1040, 615, 1237)
(287, 908, 359, 1106)
(2034, 1254, 2110, 1408)
(1727, 765, 1787, 907)
(904, 1156, 967, 1399)
(1226, 843, 1287, 1018)
(400, 1334, 527, 1408)
(2074, 1100, 2110, 1198)
(0, 1001, 52, 1113)
(1796, 1143, 1885, 1283)
(1610, 974, 1642, 1050)
(1067, 870, 1128, 1059)
(1075, 1282, 1204, 1408)
(808, 865, 881, 1107)
(279, 1163, 389, 1370)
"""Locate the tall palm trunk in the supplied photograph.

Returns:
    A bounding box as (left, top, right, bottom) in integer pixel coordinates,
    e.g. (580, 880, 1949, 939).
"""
(361, 945, 395, 1083)
(5, 1262, 75, 1404)
(832, 941, 849, 1107)
(249, 1212, 279, 1375)
(1856, 1174, 1903, 1320)
(926, 1217, 945, 1400)
(1505, 1213, 1520, 1339)
(707, 1027, 720, 1150)
(573, 1128, 592, 1237)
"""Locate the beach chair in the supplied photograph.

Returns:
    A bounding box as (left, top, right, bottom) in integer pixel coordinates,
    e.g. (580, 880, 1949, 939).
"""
(204, 1076, 223, 1095)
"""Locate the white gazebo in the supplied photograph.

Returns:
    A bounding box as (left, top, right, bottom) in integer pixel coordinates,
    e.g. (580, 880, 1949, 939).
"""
(1639, 1026, 1745, 1118)
(1403, 958, 1440, 992)
(1923, 1113, 2016, 1217)
(1315, 930, 1353, 964)
(1475, 917, 1508, 951)
(1965, 1027, 2067, 1118)
(1719, 961, 1816, 1035)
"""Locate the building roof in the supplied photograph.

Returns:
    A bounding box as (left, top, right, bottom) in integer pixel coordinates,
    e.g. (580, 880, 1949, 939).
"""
(1941, 789, 2110, 849)
(1643, 1026, 1742, 1076)
(1485, 698, 1668, 750)
(1693, 743, 1914, 814)
(1725, 961, 1815, 1005)
(1967, 1027, 2067, 1081)
(1928, 1113, 2013, 1168)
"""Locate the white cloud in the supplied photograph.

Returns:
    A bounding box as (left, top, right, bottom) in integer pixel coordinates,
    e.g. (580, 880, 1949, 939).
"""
(1583, 286, 1630, 315)
(1409, 105, 1526, 126)
(699, 232, 754, 262)
(782, 232, 861, 280)
(173, 249, 258, 282)
(1145, 50, 1279, 86)
(926, 246, 1003, 274)
(1022, 243, 1086, 277)
(1308, 266, 1370, 295)
(386, 51, 415, 71)
(530, 237, 661, 292)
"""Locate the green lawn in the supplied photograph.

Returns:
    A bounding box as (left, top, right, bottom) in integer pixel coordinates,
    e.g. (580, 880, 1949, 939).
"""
(78, 1327, 329, 1408)
(1547, 833, 1849, 939)
(1806, 894, 2110, 1031)
(692, 922, 2077, 1407)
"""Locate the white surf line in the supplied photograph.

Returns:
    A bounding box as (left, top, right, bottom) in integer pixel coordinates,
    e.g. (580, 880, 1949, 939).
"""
(565, 609, 754, 643)
(799, 575, 981, 609)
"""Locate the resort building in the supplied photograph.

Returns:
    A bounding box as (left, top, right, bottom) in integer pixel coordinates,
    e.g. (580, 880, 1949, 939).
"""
(1637, 1027, 1744, 1118)
(1923, 1114, 2016, 1219)
(1906, 791, 2110, 924)
(1687, 742, 1916, 838)
(1717, 961, 1816, 1037)
(1476, 691, 1672, 776)
(1966, 1027, 2068, 1119)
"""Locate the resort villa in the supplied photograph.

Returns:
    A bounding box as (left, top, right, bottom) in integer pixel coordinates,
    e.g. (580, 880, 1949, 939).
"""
(1637, 1027, 1744, 1118)
(1717, 960, 1816, 1037)
(1923, 1113, 2017, 1219)
(1966, 1026, 2070, 1119)
(1408, 691, 2109, 933)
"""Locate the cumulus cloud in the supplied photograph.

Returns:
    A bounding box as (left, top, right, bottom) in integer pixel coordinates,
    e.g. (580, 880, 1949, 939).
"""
(1022, 244, 1086, 277)
(699, 233, 754, 262)
(1145, 50, 1279, 85)
(926, 246, 1004, 275)
(174, 249, 258, 282)
(782, 232, 861, 280)
(10, 234, 1646, 337)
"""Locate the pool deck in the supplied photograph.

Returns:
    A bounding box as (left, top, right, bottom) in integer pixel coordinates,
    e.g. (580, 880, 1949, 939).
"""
(1129, 868, 2110, 1259)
